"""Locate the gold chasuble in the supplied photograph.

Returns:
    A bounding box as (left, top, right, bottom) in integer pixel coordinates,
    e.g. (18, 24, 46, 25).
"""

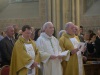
(59, 33, 85, 75)
(9, 36, 40, 75)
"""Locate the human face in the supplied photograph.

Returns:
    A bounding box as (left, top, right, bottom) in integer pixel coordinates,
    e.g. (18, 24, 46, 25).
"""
(45, 24, 54, 37)
(98, 30, 100, 37)
(14, 25, 19, 33)
(74, 26, 79, 35)
(38, 30, 41, 37)
(83, 33, 90, 41)
(91, 35, 96, 42)
(80, 28, 83, 34)
(6, 27, 14, 38)
(22, 29, 32, 40)
(67, 24, 75, 35)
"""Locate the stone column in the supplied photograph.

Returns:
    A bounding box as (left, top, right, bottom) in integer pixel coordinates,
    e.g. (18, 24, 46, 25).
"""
(62, 0, 67, 27)
(76, 0, 80, 26)
(55, 0, 60, 37)
(62, 0, 71, 29)
(51, 0, 56, 27)
(47, 0, 61, 37)
(72, 0, 75, 24)
(47, 0, 82, 36)
(47, 0, 52, 21)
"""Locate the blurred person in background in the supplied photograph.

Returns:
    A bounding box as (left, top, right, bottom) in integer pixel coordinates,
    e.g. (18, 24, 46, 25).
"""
(87, 33, 96, 58)
(0, 26, 15, 67)
(34, 28, 41, 41)
(74, 26, 84, 42)
(58, 30, 66, 38)
(80, 26, 84, 37)
(13, 24, 19, 40)
(95, 29, 100, 58)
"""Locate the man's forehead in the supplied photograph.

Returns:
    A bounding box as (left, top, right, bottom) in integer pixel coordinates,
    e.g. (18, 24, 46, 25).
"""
(7, 27, 14, 31)
(48, 24, 54, 27)
(69, 24, 74, 28)
(25, 28, 31, 31)
(23, 30, 32, 33)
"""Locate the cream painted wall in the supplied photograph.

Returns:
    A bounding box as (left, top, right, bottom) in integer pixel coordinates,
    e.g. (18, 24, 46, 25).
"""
(0, 0, 9, 12)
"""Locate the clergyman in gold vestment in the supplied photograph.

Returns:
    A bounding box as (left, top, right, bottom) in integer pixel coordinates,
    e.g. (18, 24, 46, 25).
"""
(10, 25, 40, 75)
(59, 22, 85, 75)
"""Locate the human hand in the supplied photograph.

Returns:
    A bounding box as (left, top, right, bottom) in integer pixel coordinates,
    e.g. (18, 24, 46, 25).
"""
(50, 55, 57, 59)
(70, 48, 79, 55)
(57, 55, 63, 59)
(81, 46, 86, 53)
(31, 62, 38, 69)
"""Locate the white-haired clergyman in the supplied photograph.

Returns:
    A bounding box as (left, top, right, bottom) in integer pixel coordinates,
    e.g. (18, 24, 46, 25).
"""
(36, 22, 63, 75)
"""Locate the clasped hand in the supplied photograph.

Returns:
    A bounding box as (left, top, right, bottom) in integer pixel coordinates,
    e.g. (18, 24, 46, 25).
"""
(31, 62, 38, 69)
(70, 48, 79, 55)
(71, 46, 86, 55)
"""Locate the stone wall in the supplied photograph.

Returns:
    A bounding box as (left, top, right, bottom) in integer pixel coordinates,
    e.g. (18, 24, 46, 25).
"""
(80, 0, 100, 33)
(81, 16, 100, 32)
(0, 0, 9, 12)
(0, 0, 46, 32)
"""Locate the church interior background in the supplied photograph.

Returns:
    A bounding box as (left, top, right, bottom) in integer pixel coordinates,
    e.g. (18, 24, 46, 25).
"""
(0, 0, 100, 36)
(0, 0, 100, 75)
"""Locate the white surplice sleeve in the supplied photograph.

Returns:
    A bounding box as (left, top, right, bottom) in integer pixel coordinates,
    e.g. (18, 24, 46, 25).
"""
(36, 38, 51, 63)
